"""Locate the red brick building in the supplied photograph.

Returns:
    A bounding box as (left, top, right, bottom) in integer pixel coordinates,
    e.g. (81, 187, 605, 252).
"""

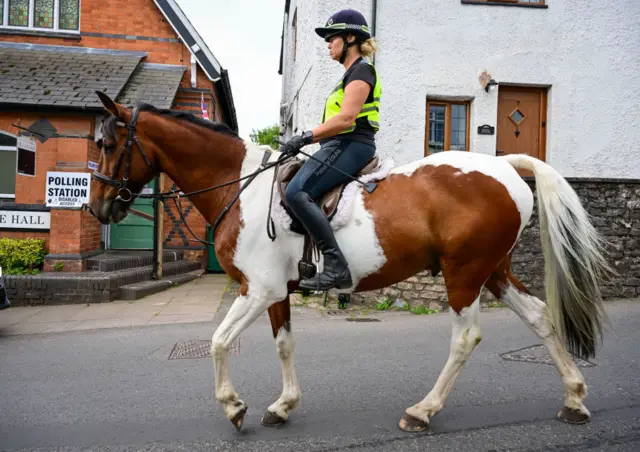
(0, 0, 237, 273)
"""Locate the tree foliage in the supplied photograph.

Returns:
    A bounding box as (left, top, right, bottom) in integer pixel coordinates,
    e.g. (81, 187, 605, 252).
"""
(250, 124, 280, 150)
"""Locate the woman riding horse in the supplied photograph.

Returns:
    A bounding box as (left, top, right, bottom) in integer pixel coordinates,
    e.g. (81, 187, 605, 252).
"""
(88, 10, 613, 433)
(281, 9, 382, 292)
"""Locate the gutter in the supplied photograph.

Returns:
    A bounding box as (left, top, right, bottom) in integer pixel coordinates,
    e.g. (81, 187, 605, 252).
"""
(278, 0, 291, 75)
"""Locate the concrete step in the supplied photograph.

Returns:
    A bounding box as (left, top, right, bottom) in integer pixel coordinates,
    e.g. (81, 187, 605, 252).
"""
(117, 269, 204, 300)
(86, 250, 184, 272)
(103, 259, 201, 289)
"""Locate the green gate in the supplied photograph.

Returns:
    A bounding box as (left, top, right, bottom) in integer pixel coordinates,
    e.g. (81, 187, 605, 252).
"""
(206, 224, 224, 273)
(109, 180, 155, 249)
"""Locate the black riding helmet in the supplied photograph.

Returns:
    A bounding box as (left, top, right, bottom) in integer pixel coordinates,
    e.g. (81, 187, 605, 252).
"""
(315, 9, 371, 64)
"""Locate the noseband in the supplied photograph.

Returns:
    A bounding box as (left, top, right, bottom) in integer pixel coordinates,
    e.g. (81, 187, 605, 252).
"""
(92, 107, 154, 203)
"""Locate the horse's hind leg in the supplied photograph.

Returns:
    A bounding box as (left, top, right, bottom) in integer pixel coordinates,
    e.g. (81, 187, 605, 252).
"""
(400, 262, 485, 432)
(485, 260, 591, 424)
(261, 295, 301, 427)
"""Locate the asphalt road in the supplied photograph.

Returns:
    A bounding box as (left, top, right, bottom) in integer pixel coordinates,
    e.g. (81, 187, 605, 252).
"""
(1, 301, 639, 451)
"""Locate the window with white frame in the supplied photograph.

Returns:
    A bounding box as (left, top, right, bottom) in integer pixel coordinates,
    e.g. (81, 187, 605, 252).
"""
(0, 0, 80, 33)
(0, 132, 37, 198)
(17, 135, 36, 177)
(0, 131, 18, 199)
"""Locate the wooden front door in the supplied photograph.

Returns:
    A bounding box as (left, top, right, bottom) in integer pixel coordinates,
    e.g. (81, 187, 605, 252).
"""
(496, 86, 547, 162)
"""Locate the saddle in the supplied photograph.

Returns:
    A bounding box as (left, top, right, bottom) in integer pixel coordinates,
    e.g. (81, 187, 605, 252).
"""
(275, 155, 380, 284)
(277, 155, 380, 224)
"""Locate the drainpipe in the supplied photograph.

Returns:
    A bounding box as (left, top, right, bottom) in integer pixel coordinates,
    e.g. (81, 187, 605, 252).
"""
(190, 53, 197, 87)
(372, 0, 377, 37)
(371, 0, 377, 64)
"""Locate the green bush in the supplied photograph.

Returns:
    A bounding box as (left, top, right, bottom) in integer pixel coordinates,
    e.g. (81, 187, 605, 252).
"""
(0, 238, 47, 275)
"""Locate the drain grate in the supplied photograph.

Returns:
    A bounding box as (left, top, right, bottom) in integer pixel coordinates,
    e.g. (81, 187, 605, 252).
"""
(345, 317, 381, 322)
(500, 344, 595, 368)
(168, 339, 240, 360)
(326, 310, 349, 316)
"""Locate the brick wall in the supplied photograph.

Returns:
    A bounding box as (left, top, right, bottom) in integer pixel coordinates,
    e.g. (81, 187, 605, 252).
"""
(161, 177, 207, 253)
(1, 0, 184, 63)
(0, 113, 99, 258)
(1, 0, 231, 263)
(0, 231, 50, 250)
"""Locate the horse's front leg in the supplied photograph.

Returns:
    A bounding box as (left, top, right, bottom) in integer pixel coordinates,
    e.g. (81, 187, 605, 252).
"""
(261, 296, 301, 427)
(211, 285, 274, 430)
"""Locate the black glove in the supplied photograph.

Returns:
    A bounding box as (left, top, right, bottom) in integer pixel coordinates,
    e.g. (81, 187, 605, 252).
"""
(281, 130, 313, 157)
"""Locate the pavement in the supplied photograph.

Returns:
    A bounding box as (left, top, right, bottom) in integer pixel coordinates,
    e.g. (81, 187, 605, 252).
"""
(0, 274, 231, 336)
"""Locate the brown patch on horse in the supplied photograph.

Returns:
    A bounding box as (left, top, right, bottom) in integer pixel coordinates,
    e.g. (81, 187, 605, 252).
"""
(486, 256, 533, 301)
(267, 296, 292, 338)
(132, 110, 250, 292)
(356, 164, 522, 313)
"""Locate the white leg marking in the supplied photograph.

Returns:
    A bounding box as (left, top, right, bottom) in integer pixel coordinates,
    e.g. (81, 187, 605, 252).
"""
(267, 327, 301, 420)
(501, 283, 589, 414)
(212, 292, 271, 422)
(406, 298, 482, 423)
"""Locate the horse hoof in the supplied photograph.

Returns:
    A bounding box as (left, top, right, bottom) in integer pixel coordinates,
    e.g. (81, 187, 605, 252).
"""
(261, 410, 287, 427)
(399, 413, 429, 432)
(557, 407, 590, 425)
(230, 405, 248, 431)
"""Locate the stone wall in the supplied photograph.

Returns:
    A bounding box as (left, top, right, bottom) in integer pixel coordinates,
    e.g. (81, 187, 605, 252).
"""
(353, 179, 640, 309)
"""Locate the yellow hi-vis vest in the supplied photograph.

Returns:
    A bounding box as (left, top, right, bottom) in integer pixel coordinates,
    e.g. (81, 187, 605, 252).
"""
(322, 60, 381, 134)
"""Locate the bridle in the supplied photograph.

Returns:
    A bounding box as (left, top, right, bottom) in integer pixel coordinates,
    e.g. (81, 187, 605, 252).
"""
(92, 107, 154, 203)
(91, 107, 284, 245)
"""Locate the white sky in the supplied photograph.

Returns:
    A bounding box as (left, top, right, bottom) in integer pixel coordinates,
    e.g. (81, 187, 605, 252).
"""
(175, 0, 285, 140)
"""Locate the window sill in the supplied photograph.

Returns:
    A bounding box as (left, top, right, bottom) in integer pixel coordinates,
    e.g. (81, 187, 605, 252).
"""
(461, 1, 548, 8)
(0, 28, 81, 40)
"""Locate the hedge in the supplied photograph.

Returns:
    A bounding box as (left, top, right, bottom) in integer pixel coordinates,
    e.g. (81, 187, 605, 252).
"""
(0, 238, 47, 275)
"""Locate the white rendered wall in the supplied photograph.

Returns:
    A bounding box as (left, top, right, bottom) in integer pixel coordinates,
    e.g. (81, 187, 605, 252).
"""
(280, 0, 640, 178)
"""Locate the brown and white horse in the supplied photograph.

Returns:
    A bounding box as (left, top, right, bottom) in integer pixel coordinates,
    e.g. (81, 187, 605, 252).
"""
(88, 92, 613, 433)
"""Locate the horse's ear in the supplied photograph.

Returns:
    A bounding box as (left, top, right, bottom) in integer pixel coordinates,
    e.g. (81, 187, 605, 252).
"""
(95, 91, 125, 118)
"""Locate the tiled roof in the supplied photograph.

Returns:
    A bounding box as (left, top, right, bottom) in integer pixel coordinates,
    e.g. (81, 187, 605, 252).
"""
(0, 42, 146, 109)
(116, 63, 186, 109)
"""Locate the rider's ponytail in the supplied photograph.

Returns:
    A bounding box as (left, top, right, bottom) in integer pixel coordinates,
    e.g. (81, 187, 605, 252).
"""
(359, 38, 379, 60)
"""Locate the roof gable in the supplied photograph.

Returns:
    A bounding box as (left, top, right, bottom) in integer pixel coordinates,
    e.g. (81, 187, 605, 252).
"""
(152, 0, 237, 132)
(153, 0, 222, 81)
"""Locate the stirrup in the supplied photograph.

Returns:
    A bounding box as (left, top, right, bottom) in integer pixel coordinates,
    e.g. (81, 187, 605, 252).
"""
(298, 271, 352, 291)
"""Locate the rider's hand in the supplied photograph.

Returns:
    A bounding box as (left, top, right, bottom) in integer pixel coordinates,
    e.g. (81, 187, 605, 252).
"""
(281, 131, 313, 157)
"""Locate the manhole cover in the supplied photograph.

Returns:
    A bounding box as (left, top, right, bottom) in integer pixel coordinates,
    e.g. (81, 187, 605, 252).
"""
(345, 317, 380, 322)
(168, 339, 240, 360)
(500, 344, 595, 368)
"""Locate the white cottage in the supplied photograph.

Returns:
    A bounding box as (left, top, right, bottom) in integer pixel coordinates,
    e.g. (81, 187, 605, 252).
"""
(278, 0, 640, 303)
(279, 0, 639, 178)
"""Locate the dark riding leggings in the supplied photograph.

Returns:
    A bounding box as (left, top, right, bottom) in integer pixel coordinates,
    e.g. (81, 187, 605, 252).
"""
(284, 139, 376, 203)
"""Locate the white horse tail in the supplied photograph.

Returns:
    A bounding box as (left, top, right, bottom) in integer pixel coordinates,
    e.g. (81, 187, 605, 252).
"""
(502, 154, 616, 360)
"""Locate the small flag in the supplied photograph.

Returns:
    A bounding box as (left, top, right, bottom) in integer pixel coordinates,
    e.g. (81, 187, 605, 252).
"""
(201, 93, 209, 121)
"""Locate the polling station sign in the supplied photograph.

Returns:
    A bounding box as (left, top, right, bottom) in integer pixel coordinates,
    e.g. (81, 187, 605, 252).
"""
(46, 172, 91, 208)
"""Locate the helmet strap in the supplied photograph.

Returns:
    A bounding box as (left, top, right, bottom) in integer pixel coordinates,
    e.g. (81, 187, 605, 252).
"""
(339, 36, 360, 64)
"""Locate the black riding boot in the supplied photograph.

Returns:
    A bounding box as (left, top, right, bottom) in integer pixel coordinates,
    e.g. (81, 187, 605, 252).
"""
(289, 191, 352, 291)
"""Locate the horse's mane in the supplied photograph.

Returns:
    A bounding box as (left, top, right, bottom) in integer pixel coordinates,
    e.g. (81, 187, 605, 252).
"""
(136, 103, 240, 139)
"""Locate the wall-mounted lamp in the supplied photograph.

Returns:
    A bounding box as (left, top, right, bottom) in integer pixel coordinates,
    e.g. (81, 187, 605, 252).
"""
(479, 71, 498, 93)
(484, 79, 498, 92)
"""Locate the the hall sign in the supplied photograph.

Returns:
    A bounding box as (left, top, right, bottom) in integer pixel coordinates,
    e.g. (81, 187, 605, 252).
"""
(45, 171, 91, 208)
(0, 210, 50, 230)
